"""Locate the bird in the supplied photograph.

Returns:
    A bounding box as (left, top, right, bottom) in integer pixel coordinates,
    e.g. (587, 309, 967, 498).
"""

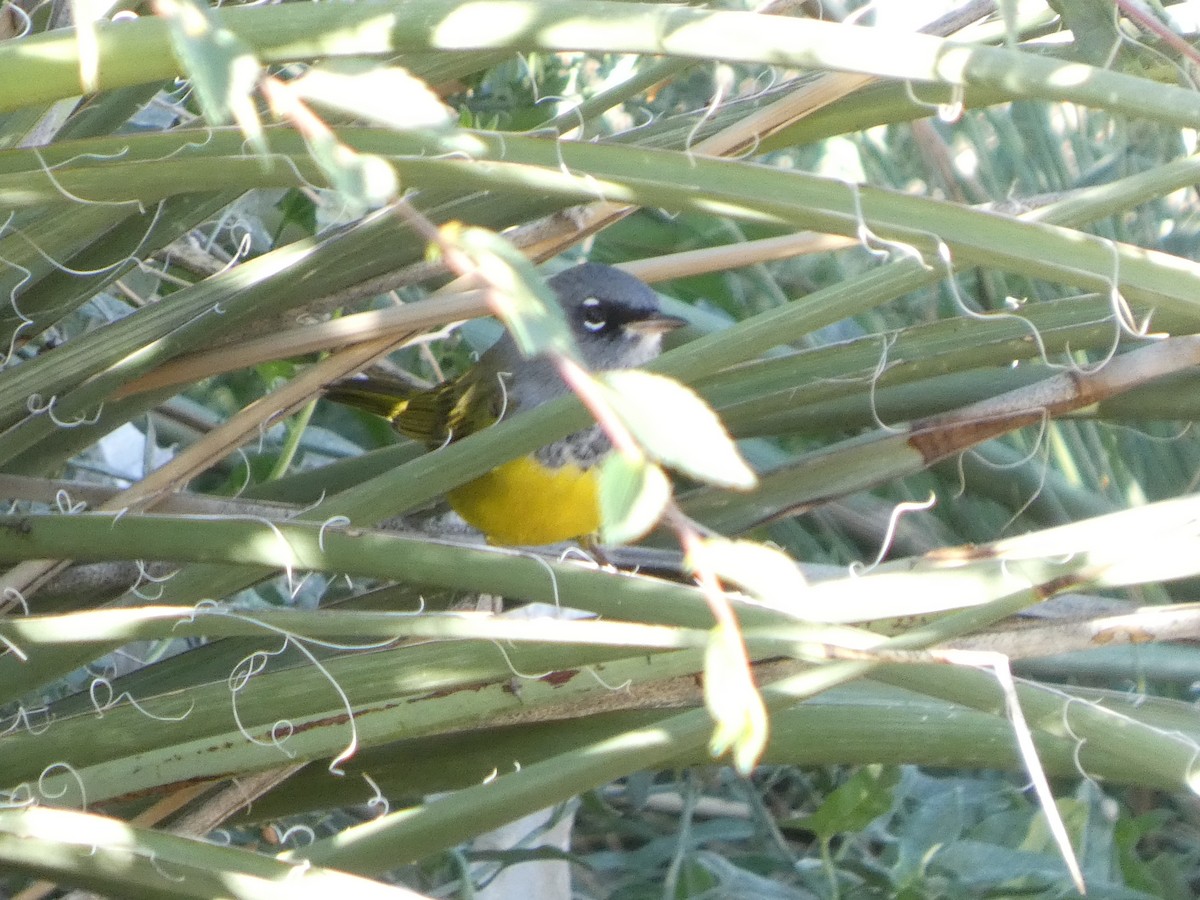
(325, 263, 686, 545)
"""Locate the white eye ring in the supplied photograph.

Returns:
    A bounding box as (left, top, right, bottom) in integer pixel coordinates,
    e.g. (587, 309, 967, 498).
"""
(581, 297, 606, 332)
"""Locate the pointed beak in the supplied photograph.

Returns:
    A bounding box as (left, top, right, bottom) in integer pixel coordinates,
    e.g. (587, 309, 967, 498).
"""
(626, 314, 689, 336)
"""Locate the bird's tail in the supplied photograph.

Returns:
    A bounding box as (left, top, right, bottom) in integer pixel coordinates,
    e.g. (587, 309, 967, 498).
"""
(325, 374, 457, 446)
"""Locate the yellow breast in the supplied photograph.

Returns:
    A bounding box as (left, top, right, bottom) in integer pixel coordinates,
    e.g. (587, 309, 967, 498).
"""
(447, 455, 601, 546)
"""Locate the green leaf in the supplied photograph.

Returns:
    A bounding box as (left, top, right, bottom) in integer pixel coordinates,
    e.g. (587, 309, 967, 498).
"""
(307, 133, 399, 213)
(451, 226, 575, 359)
(598, 452, 671, 545)
(156, 0, 263, 147)
(689, 538, 806, 608)
(291, 62, 453, 130)
(71, 0, 106, 93)
(0, 805, 416, 899)
(275, 188, 318, 236)
(600, 370, 756, 489)
(704, 622, 768, 775)
(782, 765, 900, 842)
(1047, 0, 1120, 67)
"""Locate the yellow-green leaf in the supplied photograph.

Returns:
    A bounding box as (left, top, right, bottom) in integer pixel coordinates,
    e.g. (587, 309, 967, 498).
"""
(290, 63, 452, 130)
(600, 370, 756, 490)
(156, 0, 263, 147)
(689, 538, 806, 608)
(704, 622, 768, 774)
(598, 453, 671, 545)
(450, 227, 575, 359)
(782, 765, 900, 841)
(307, 134, 399, 214)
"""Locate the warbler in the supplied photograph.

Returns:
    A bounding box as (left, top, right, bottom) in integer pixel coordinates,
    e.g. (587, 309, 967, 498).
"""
(326, 263, 686, 545)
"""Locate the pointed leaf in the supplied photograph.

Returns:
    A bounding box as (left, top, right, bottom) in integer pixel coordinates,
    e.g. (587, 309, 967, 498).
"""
(690, 538, 807, 608)
(704, 622, 768, 774)
(156, 0, 263, 147)
(598, 452, 671, 545)
(1048, 0, 1121, 67)
(449, 226, 575, 359)
(71, 0, 106, 92)
(291, 63, 452, 130)
(600, 370, 756, 489)
(308, 133, 399, 213)
(782, 765, 901, 841)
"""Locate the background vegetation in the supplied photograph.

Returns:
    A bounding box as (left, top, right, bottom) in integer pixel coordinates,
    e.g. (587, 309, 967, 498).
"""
(2, 0, 1200, 896)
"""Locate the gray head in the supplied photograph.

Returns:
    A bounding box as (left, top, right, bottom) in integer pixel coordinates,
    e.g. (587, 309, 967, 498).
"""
(481, 263, 686, 412)
(548, 263, 685, 370)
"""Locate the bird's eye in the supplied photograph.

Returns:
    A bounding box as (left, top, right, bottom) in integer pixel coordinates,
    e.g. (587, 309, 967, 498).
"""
(581, 297, 607, 332)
